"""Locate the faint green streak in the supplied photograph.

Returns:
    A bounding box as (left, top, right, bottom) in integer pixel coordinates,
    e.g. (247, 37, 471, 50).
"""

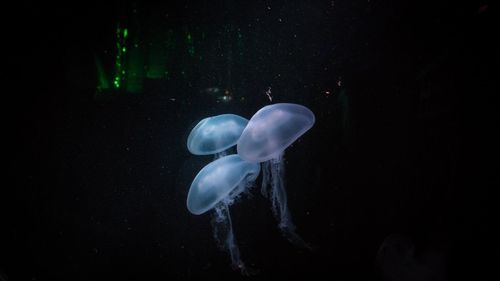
(147, 29, 174, 79)
(95, 56, 110, 91)
(126, 37, 144, 93)
(186, 31, 195, 57)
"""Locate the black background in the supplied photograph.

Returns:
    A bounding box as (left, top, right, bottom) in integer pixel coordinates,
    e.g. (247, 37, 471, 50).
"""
(2, 1, 496, 280)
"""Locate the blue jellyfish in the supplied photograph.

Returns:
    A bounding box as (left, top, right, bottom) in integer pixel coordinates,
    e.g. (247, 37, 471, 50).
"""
(237, 103, 315, 248)
(187, 114, 249, 159)
(187, 154, 260, 274)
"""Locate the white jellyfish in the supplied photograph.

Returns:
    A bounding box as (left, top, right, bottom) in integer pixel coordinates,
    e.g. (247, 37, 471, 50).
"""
(187, 155, 260, 274)
(187, 114, 249, 159)
(237, 103, 315, 248)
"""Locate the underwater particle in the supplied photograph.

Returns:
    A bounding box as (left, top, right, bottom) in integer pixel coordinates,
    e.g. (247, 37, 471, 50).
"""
(265, 87, 273, 102)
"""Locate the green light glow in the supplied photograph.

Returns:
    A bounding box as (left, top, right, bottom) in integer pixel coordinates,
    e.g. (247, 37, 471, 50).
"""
(146, 30, 174, 79)
(96, 24, 146, 93)
(113, 24, 127, 89)
(125, 37, 145, 93)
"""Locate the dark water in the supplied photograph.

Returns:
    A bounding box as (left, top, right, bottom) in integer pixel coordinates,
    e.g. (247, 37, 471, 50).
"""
(3, 1, 495, 280)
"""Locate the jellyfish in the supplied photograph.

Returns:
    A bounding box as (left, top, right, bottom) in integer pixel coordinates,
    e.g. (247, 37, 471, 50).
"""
(237, 103, 315, 248)
(187, 154, 260, 274)
(187, 114, 248, 159)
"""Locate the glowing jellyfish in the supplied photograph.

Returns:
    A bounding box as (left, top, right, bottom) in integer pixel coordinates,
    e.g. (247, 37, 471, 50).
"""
(237, 103, 315, 248)
(187, 154, 260, 274)
(187, 114, 249, 159)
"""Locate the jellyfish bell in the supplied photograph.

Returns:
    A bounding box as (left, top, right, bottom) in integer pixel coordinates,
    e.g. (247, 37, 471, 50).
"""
(186, 154, 260, 215)
(186, 154, 260, 274)
(237, 103, 315, 249)
(187, 114, 249, 157)
(237, 103, 315, 163)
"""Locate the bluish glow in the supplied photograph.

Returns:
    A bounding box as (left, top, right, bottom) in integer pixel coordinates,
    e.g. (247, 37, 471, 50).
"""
(237, 103, 315, 163)
(185, 104, 315, 273)
(237, 103, 315, 249)
(187, 155, 260, 215)
(187, 114, 249, 156)
(186, 154, 260, 274)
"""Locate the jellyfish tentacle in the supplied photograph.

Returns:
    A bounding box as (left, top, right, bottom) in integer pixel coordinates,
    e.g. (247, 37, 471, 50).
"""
(260, 161, 271, 198)
(211, 202, 255, 275)
(222, 203, 244, 272)
(270, 154, 286, 222)
(267, 153, 312, 250)
(188, 155, 260, 274)
(236, 103, 315, 249)
(270, 154, 287, 224)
